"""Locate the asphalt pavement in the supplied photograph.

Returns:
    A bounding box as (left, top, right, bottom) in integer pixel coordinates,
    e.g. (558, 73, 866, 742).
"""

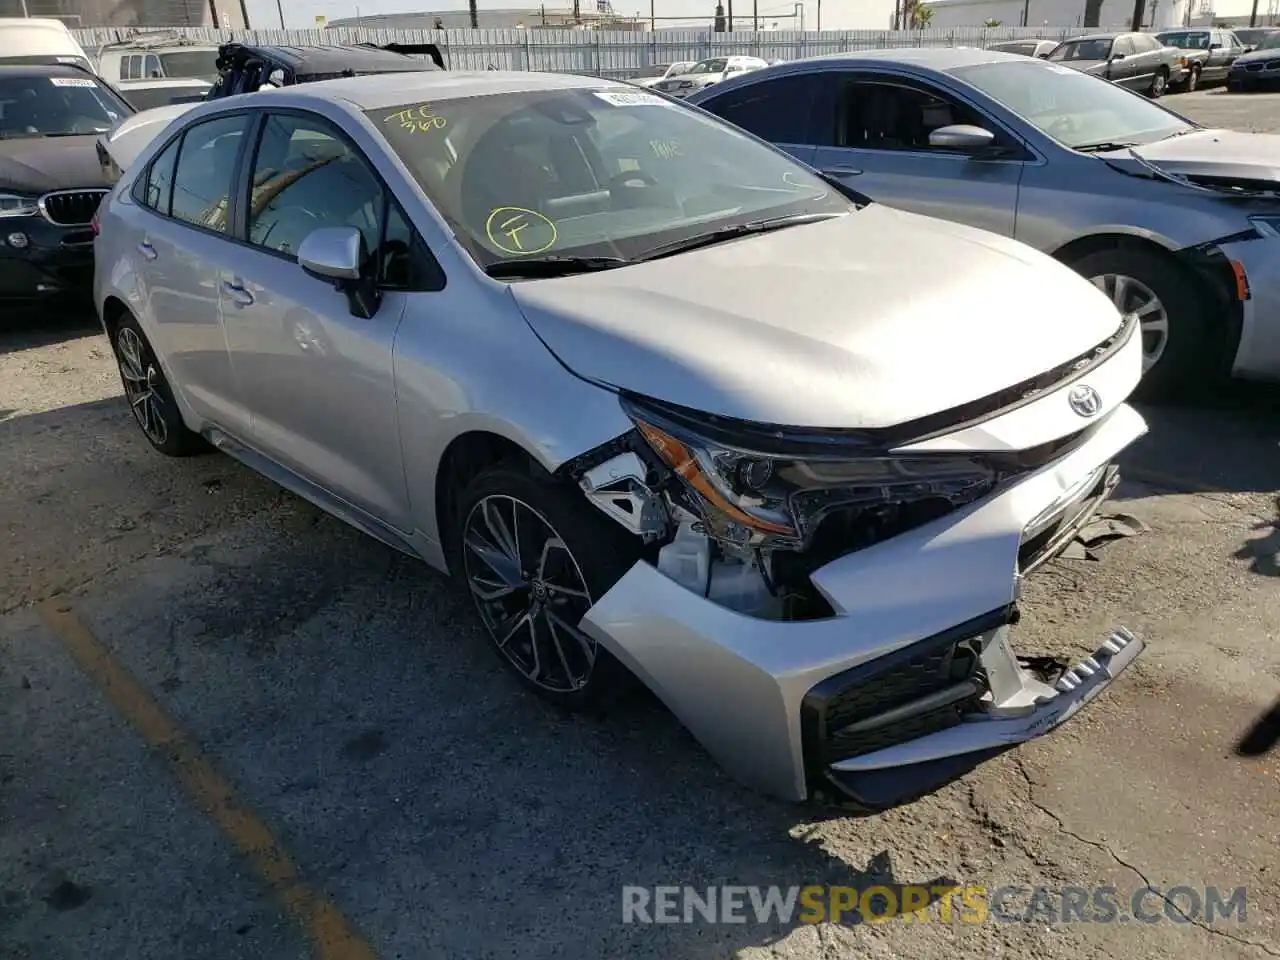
(1, 87, 1278, 960)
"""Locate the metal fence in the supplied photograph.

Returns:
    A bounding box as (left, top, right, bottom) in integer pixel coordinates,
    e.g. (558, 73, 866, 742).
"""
(72, 24, 1091, 78)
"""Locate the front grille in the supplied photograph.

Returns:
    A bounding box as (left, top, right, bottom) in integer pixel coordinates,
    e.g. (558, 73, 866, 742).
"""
(1245, 59, 1280, 70)
(1017, 463, 1119, 575)
(799, 607, 1010, 772)
(39, 190, 109, 227)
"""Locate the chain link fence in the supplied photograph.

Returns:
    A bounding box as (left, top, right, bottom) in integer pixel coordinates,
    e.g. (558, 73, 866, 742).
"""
(73, 25, 1091, 78)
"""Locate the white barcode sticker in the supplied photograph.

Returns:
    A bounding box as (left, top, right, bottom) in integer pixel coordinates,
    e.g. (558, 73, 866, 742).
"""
(50, 77, 97, 88)
(593, 89, 669, 107)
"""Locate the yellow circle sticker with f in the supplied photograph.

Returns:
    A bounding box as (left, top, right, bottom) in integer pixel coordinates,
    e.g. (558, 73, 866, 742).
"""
(485, 207, 557, 256)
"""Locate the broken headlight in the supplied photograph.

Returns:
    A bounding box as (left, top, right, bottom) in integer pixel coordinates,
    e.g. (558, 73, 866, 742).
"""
(623, 397, 998, 551)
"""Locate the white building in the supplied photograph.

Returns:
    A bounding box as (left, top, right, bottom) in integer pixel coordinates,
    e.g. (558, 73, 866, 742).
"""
(921, 0, 1215, 29)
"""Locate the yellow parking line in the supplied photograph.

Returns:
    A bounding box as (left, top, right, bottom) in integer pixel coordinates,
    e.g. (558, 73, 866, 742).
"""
(36, 600, 378, 960)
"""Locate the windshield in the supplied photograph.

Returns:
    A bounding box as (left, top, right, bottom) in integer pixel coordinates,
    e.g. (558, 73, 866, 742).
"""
(122, 84, 208, 111)
(1048, 38, 1114, 61)
(635, 63, 672, 78)
(0, 54, 95, 72)
(688, 58, 728, 74)
(369, 87, 851, 272)
(0, 74, 131, 139)
(1156, 31, 1210, 49)
(159, 50, 221, 82)
(952, 60, 1190, 149)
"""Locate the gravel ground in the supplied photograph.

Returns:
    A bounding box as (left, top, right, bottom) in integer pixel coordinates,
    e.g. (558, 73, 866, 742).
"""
(1, 88, 1278, 960)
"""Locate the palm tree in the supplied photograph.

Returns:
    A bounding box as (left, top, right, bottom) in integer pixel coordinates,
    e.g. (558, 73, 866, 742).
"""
(900, 0, 934, 28)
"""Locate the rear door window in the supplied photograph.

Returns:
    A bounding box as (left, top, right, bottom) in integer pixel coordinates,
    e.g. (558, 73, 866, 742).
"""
(169, 113, 251, 232)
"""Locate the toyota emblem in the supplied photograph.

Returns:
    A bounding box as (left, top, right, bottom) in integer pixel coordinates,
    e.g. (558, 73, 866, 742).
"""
(1068, 384, 1102, 418)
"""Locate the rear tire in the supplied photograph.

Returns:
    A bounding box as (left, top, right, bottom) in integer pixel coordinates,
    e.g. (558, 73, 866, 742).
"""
(450, 463, 644, 712)
(110, 312, 208, 457)
(1066, 246, 1213, 403)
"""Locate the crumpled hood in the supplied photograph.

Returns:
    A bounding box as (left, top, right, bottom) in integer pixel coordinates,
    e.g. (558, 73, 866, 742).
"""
(511, 205, 1125, 430)
(0, 136, 109, 192)
(1100, 129, 1280, 185)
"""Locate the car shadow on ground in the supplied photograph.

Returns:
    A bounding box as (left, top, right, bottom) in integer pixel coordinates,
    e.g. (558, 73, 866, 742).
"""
(2, 394, 966, 955)
(1119, 381, 1280, 496)
(0, 305, 100, 357)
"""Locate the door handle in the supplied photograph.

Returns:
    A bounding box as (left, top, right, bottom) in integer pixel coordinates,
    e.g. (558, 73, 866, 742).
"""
(823, 166, 863, 177)
(137, 240, 157, 261)
(222, 280, 255, 307)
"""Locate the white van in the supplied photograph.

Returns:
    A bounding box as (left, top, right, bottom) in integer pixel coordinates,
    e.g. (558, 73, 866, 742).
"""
(0, 17, 94, 72)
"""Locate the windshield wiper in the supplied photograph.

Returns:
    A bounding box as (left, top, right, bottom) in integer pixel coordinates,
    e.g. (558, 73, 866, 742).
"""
(1074, 141, 1143, 153)
(635, 212, 843, 262)
(484, 255, 633, 279)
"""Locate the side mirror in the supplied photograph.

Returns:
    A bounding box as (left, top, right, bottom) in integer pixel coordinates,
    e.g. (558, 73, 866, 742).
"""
(928, 124, 997, 151)
(1209, 42, 1223, 49)
(1109, 52, 1126, 60)
(297, 226, 381, 319)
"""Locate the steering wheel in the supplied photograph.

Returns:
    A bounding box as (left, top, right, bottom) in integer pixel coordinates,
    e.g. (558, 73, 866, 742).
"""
(1045, 114, 1079, 140)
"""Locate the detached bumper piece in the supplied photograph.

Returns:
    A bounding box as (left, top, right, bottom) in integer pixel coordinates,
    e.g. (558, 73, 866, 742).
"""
(807, 617, 1143, 812)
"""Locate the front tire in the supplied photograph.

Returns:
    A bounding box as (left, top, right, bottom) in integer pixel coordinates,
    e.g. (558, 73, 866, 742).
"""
(110, 313, 208, 457)
(1148, 67, 1169, 98)
(451, 464, 643, 710)
(1067, 246, 1212, 402)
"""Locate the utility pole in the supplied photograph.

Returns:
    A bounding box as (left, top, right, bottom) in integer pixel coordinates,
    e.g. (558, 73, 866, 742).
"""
(275, 0, 285, 28)
(650, 0, 655, 30)
(1129, 0, 1145, 30)
(753, 0, 758, 30)
(471, 0, 481, 27)
(728, 0, 734, 31)
(1249, 0, 1260, 26)
(1021, 0, 1030, 26)
(817, 0, 821, 29)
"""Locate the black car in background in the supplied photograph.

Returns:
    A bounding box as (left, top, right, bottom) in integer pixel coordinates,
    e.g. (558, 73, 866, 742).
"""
(1227, 29, 1280, 90)
(0, 63, 133, 309)
(1154, 27, 1247, 90)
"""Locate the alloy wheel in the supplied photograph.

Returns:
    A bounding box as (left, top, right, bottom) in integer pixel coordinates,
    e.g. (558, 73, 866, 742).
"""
(1187, 67, 1199, 91)
(1090, 272, 1168, 373)
(116, 327, 169, 446)
(462, 494, 598, 694)
(1152, 72, 1167, 96)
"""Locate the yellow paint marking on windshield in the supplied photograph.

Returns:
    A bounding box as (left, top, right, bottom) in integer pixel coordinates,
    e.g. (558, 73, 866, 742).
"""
(383, 104, 448, 133)
(485, 206, 557, 256)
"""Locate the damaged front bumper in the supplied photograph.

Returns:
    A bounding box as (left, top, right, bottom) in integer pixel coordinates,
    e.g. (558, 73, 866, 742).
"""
(579, 401, 1148, 808)
(1218, 233, 1280, 381)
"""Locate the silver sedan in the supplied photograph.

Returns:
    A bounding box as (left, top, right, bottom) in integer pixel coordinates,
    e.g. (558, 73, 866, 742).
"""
(689, 48, 1280, 397)
(94, 69, 1147, 809)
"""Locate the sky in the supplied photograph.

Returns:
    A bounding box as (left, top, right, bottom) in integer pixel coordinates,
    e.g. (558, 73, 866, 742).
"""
(242, 0, 899, 32)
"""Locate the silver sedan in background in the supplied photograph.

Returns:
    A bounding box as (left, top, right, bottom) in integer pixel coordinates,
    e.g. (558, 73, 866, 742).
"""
(689, 48, 1280, 397)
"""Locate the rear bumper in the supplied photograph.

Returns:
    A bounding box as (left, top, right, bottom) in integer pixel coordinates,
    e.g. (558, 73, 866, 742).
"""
(581, 393, 1148, 805)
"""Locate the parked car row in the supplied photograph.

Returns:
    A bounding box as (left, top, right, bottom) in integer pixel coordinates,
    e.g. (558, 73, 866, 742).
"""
(4, 32, 1277, 809)
(991, 27, 1280, 94)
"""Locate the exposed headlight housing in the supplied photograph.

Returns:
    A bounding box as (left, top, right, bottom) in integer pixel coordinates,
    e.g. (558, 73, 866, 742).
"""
(0, 194, 39, 219)
(623, 396, 998, 551)
(1250, 215, 1280, 238)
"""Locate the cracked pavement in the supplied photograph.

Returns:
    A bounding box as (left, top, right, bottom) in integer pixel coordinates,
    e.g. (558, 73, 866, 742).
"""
(2, 90, 1279, 960)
